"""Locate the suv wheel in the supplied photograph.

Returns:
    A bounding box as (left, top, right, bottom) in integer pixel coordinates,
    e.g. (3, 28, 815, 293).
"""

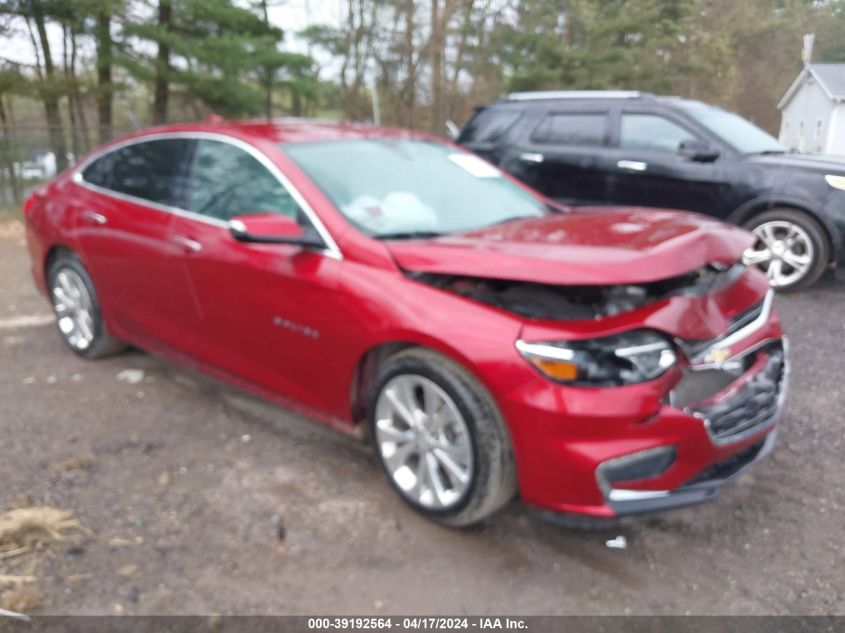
(743, 209, 829, 291)
(368, 348, 517, 527)
(48, 253, 127, 358)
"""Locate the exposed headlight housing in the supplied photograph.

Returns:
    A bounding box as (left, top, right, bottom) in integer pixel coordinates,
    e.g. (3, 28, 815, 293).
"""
(825, 174, 845, 192)
(516, 329, 677, 386)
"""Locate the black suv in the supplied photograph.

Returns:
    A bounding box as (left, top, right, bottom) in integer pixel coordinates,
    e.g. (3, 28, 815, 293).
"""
(457, 90, 845, 290)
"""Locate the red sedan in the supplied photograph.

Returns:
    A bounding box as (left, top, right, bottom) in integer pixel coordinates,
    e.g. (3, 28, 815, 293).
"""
(24, 120, 787, 527)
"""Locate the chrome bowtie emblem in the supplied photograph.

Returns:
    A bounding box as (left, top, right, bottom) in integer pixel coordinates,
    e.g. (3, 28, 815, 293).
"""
(704, 348, 731, 365)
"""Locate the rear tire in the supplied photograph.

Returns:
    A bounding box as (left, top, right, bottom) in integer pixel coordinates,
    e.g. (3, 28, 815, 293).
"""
(742, 209, 830, 291)
(47, 253, 126, 359)
(368, 348, 517, 527)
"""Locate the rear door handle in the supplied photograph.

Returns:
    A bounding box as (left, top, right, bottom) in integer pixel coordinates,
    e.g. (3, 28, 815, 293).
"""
(617, 160, 648, 172)
(519, 152, 544, 163)
(172, 235, 202, 253)
(81, 210, 107, 225)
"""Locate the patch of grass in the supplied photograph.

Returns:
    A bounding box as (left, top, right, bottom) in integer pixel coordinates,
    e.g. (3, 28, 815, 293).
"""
(0, 506, 88, 615)
(0, 507, 86, 557)
(1, 584, 45, 612)
(0, 204, 22, 222)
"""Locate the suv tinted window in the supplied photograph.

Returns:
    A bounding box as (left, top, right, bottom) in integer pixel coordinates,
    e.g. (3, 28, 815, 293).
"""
(459, 109, 521, 144)
(620, 114, 697, 152)
(107, 139, 194, 206)
(188, 139, 300, 222)
(531, 113, 607, 146)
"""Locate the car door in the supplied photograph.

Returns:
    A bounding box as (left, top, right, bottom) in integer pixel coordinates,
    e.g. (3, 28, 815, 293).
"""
(505, 109, 616, 205)
(72, 137, 201, 350)
(170, 136, 346, 415)
(608, 111, 728, 213)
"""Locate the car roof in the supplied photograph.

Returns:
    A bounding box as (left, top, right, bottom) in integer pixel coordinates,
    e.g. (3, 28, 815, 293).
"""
(126, 118, 429, 145)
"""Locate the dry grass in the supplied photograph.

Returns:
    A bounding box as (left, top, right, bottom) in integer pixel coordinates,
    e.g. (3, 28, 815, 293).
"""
(0, 215, 23, 239)
(0, 506, 86, 559)
(0, 574, 36, 590)
(0, 506, 88, 613)
(1, 585, 45, 612)
(55, 453, 96, 473)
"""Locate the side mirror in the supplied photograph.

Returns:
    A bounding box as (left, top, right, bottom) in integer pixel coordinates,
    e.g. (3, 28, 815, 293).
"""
(229, 213, 325, 248)
(678, 139, 720, 163)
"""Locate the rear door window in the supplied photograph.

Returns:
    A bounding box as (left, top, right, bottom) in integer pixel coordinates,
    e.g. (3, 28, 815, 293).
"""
(81, 152, 116, 188)
(531, 113, 608, 146)
(106, 138, 195, 207)
(459, 109, 522, 144)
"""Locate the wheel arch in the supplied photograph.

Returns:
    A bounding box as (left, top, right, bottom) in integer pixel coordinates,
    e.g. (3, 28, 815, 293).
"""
(729, 197, 838, 263)
(348, 337, 501, 434)
(43, 244, 77, 285)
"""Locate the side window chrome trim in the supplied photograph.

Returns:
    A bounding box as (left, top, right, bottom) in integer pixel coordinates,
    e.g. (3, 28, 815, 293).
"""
(71, 131, 343, 260)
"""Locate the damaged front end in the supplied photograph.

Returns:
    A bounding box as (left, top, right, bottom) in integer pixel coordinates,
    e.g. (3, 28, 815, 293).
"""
(406, 262, 746, 321)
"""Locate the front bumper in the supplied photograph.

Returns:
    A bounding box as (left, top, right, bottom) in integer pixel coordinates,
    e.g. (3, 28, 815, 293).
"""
(605, 426, 777, 516)
(502, 289, 787, 521)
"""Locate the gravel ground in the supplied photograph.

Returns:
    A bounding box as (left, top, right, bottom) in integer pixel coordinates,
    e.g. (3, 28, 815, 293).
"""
(0, 219, 843, 616)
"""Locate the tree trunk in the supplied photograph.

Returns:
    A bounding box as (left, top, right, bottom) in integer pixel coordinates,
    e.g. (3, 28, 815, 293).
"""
(32, 0, 69, 171)
(63, 22, 82, 160)
(0, 96, 21, 204)
(96, 9, 113, 143)
(430, 0, 443, 134)
(70, 28, 91, 152)
(260, 0, 273, 118)
(153, 0, 172, 124)
(402, 0, 417, 127)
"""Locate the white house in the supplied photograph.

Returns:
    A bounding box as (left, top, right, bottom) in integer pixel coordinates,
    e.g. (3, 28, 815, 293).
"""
(778, 63, 845, 156)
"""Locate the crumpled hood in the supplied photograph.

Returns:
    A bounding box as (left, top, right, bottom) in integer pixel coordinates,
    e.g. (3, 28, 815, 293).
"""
(386, 208, 753, 285)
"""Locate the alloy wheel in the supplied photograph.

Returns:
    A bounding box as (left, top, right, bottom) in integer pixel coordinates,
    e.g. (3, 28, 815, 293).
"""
(51, 268, 96, 351)
(374, 374, 474, 510)
(743, 220, 814, 288)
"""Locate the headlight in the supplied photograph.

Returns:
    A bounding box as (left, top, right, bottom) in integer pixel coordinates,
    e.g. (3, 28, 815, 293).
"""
(825, 175, 845, 192)
(515, 329, 677, 386)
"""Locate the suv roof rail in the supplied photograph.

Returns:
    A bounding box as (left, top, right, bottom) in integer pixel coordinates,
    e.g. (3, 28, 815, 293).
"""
(504, 90, 646, 101)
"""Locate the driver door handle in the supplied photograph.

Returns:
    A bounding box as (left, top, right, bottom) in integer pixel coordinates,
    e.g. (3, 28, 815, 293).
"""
(172, 235, 203, 253)
(617, 160, 648, 172)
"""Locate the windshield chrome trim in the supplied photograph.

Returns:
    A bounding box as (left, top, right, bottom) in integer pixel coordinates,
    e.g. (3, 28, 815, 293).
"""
(71, 131, 343, 260)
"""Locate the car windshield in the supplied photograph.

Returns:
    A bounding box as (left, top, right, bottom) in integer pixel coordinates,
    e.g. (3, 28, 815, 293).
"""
(282, 139, 548, 238)
(677, 102, 788, 154)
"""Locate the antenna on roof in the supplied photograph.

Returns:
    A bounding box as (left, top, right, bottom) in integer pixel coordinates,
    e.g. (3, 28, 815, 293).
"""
(802, 33, 815, 67)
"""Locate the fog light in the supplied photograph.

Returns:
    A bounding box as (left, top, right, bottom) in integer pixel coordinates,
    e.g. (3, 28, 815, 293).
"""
(599, 446, 677, 486)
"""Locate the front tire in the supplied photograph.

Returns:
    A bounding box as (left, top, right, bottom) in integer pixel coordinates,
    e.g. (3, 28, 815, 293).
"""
(368, 348, 517, 527)
(47, 253, 126, 359)
(742, 209, 830, 291)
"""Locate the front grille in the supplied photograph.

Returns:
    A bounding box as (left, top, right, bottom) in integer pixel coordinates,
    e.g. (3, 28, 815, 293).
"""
(670, 353, 757, 407)
(689, 345, 785, 442)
